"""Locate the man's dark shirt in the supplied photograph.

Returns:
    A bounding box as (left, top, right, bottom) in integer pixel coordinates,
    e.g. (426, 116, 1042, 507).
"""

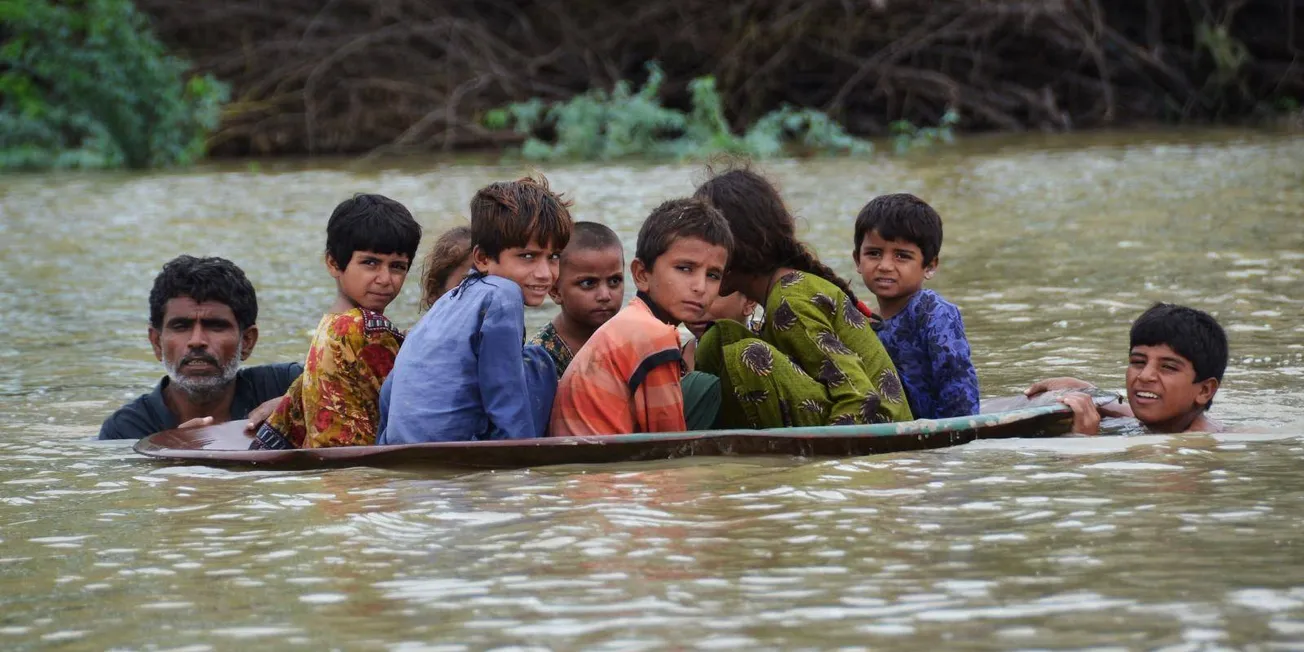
(98, 363, 303, 440)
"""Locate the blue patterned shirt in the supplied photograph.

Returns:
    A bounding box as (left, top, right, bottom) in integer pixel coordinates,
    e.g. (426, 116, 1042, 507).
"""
(875, 289, 979, 419)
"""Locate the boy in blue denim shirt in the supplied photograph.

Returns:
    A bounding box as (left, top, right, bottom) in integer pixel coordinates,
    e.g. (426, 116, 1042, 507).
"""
(853, 193, 979, 419)
(380, 176, 572, 443)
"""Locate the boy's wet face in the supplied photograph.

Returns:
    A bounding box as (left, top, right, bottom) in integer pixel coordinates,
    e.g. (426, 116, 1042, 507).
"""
(856, 230, 934, 300)
(1126, 344, 1218, 430)
(330, 251, 411, 312)
(633, 237, 729, 324)
(149, 297, 255, 398)
(551, 246, 625, 329)
(476, 238, 560, 307)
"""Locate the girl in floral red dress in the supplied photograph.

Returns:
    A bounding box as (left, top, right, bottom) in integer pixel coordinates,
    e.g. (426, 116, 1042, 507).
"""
(252, 194, 422, 449)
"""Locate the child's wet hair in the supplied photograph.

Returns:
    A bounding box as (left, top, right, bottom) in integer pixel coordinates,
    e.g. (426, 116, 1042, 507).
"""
(635, 198, 733, 269)
(419, 225, 472, 311)
(325, 194, 423, 270)
(694, 165, 861, 302)
(853, 193, 943, 266)
(1130, 303, 1228, 409)
(470, 175, 572, 260)
(566, 222, 623, 259)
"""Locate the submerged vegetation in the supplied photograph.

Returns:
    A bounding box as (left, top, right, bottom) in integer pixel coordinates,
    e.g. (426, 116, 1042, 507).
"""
(482, 63, 883, 161)
(0, 0, 227, 170)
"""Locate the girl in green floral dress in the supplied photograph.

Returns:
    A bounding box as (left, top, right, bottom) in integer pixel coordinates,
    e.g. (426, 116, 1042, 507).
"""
(692, 168, 914, 428)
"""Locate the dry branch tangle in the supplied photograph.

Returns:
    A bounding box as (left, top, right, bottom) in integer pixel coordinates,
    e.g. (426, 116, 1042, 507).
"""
(137, 0, 1303, 157)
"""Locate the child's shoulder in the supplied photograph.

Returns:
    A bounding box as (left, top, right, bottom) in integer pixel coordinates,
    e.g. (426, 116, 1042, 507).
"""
(771, 271, 845, 309)
(912, 289, 962, 317)
(778, 271, 837, 295)
(770, 272, 862, 324)
(321, 308, 402, 344)
(591, 300, 677, 349)
(898, 290, 969, 342)
(463, 274, 525, 306)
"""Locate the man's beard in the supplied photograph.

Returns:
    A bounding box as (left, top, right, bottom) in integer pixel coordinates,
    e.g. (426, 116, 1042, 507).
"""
(164, 342, 241, 403)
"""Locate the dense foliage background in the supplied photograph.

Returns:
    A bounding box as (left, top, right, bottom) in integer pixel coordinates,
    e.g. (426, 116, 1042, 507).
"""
(3, 0, 1299, 168)
(0, 0, 226, 169)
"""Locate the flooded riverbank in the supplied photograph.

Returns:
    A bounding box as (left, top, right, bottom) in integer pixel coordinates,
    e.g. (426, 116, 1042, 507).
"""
(1, 129, 1302, 648)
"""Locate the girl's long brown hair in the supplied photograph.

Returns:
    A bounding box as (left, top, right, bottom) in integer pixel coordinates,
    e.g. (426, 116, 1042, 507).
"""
(419, 225, 472, 311)
(694, 166, 861, 303)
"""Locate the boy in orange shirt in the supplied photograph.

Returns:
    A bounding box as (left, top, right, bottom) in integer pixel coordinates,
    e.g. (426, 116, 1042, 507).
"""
(551, 198, 733, 436)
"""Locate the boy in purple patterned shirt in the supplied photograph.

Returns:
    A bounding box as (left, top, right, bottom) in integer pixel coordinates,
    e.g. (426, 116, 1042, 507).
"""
(853, 193, 979, 419)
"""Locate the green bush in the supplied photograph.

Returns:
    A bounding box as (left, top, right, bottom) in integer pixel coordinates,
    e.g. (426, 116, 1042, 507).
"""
(890, 109, 960, 154)
(483, 62, 883, 161)
(0, 0, 228, 170)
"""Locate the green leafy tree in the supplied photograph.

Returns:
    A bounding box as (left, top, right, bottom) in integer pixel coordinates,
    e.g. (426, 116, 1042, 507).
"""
(0, 0, 228, 170)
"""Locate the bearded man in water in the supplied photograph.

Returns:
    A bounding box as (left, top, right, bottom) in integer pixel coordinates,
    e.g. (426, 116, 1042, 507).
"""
(98, 256, 301, 440)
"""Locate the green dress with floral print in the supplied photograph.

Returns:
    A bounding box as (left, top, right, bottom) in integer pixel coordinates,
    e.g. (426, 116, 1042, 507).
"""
(694, 271, 913, 428)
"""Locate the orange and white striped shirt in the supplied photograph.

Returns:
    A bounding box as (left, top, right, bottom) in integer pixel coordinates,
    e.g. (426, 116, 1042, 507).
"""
(550, 297, 685, 436)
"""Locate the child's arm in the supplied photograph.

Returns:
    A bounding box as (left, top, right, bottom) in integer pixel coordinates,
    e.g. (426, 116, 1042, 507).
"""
(1026, 378, 1133, 418)
(476, 294, 542, 439)
(925, 302, 981, 418)
(632, 356, 688, 433)
(243, 396, 284, 434)
(1059, 392, 1102, 435)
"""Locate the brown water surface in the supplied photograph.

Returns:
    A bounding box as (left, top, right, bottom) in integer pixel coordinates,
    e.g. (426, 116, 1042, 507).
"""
(1, 130, 1302, 649)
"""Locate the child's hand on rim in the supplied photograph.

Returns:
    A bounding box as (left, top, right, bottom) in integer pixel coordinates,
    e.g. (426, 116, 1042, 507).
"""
(1058, 391, 1102, 435)
(242, 397, 282, 434)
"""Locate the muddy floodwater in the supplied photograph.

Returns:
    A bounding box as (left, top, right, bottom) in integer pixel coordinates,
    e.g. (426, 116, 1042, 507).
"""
(1, 130, 1302, 649)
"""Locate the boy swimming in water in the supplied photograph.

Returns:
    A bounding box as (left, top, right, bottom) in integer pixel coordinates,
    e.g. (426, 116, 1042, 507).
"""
(381, 176, 572, 443)
(530, 222, 626, 377)
(853, 193, 979, 419)
(1025, 303, 1227, 434)
(251, 194, 421, 449)
(550, 198, 732, 436)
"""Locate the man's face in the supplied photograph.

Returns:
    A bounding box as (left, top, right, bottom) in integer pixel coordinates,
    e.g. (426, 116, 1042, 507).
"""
(149, 297, 256, 399)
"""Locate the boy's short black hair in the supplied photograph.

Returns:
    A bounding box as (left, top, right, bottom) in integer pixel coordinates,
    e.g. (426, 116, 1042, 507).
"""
(565, 222, 623, 259)
(1130, 303, 1228, 382)
(326, 194, 423, 269)
(470, 175, 572, 260)
(1130, 303, 1228, 407)
(635, 198, 733, 269)
(853, 193, 944, 266)
(149, 255, 258, 330)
